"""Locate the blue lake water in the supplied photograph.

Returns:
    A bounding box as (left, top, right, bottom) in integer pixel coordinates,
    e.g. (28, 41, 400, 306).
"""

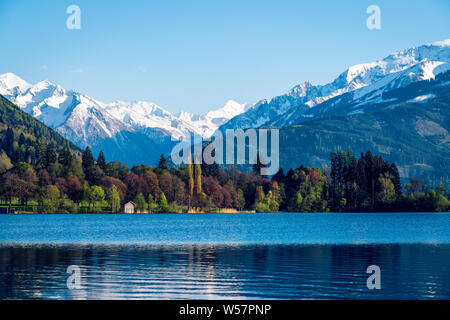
(1, 212, 450, 299)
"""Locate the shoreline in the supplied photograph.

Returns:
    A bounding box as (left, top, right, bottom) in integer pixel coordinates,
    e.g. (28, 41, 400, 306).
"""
(1, 211, 446, 215)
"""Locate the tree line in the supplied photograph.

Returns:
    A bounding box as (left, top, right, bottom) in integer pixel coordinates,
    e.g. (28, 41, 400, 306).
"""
(0, 142, 448, 213)
(2, 91, 448, 213)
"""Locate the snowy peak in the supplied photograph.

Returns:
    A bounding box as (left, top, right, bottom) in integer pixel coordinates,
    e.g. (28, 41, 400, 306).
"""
(105, 99, 252, 139)
(290, 39, 450, 107)
(104, 100, 193, 140)
(0, 72, 251, 147)
(0, 72, 32, 96)
(206, 100, 252, 123)
(220, 39, 450, 131)
(0, 73, 130, 147)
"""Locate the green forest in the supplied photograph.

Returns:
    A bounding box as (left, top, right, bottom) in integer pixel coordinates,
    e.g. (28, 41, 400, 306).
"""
(0, 94, 449, 214)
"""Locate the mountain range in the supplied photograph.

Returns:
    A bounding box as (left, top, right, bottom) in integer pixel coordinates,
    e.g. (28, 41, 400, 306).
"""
(0, 39, 449, 184)
(0, 72, 251, 165)
(220, 39, 450, 131)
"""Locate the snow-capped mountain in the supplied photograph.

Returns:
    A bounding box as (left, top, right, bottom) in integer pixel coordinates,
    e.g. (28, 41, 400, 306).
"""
(0, 73, 130, 147)
(220, 39, 450, 131)
(0, 72, 251, 165)
(175, 100, 253, 137)
(0, 72, 251, 142)
(104, 99, 251, 140)
(2, 39, 449, 167)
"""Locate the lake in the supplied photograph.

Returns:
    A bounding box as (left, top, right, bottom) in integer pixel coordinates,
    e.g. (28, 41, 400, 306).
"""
(1, 212, 450, 299)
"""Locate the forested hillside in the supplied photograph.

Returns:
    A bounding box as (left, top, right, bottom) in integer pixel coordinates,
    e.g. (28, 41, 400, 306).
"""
(0, 94, 80, 172)
(277, 83, 450, 187)
(0, 93, 448, 214)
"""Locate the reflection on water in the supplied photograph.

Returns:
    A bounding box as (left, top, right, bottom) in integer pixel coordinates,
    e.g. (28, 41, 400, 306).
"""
(1, 244, 450, 299)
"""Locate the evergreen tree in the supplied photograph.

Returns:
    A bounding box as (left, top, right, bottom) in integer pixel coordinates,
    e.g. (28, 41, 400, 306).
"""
(37, 139, 47, 168)
(5, 127, 14, 155)
(82, 146, 95, 171)
(272, 168, 285, 183)
(252, 154, 263, 175)
(97, 150, 107, 172)
(364, 151, 376, 209)
(18, 133, 26, 146)
(45, 145, 57, 167)
(85, 165, 105, 185)
(14, 149, 25, 163)
(58, 148, 73, 167)
(158, 154, 167, 169)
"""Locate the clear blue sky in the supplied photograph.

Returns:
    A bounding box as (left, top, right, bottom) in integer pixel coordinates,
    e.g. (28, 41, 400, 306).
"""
(0, 0, 448, 114)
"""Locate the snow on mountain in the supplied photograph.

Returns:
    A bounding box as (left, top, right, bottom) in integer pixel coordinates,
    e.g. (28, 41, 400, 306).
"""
(1, 39, 449, 165)
(0, 72, 251, 166)
(220, 39, 450, 131)
(0, 72, 31, 97)
(104, 100, 194, 140)
(175, 100, 253, 137)
(103, 99, 252, 140)
(0, 75, 129, 147)
(205, 100, 253, 125)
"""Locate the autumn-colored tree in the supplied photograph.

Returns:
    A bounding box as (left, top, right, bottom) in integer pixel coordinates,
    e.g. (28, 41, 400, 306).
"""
(21, 167, 38, 208)
(143, 171, 160, 199)
(55, 177, 68, 195)
(202, 176, 223, 207)
(158, 172, 174, 202)
(101, 176, 127, 201)
(37, 168, 52, 186)
(172, 175, 186, 205)
(67, 175, 84, 203)
(0, 172, 26, 207)
(124, 172, 144, 200)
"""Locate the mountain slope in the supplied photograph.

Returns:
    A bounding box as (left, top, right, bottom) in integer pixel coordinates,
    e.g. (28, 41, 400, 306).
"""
(220, 39, 450, 132)
(0, 94, 80, 169)
(276, 75, 450, 186)
(0, 94, 80, 151)
(0, 73, 250, 166)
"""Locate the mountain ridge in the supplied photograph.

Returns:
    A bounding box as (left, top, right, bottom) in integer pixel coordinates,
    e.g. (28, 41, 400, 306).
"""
(1, 39, 449, 173)
(219, 39, 450, 132)
(0, 73, 252, 165)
